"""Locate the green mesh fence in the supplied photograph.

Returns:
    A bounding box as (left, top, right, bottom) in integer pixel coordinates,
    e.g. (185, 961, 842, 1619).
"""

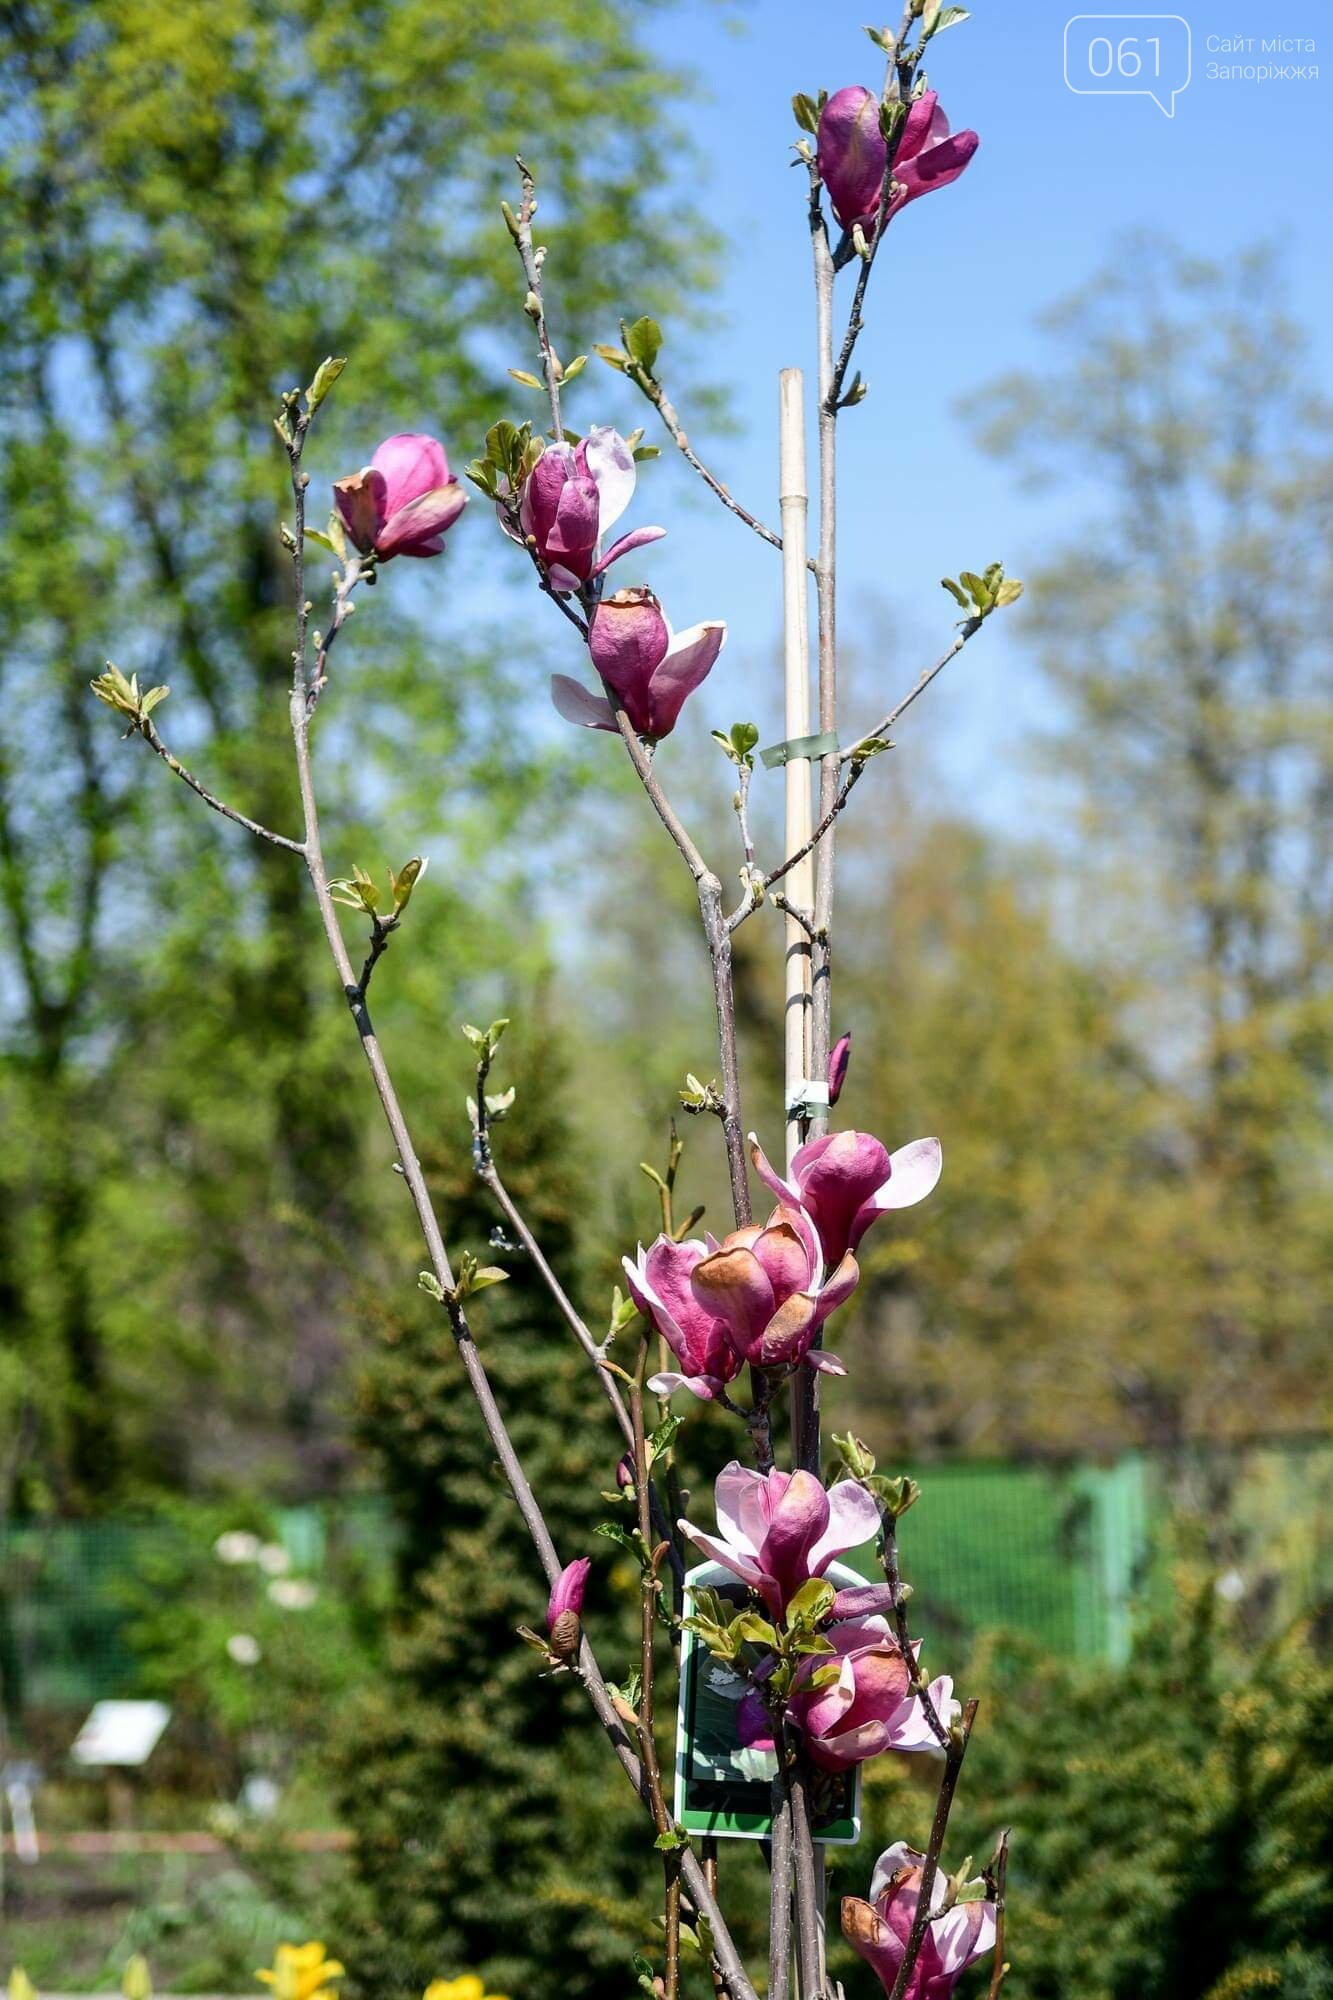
(1, 1445, 1328, 1717)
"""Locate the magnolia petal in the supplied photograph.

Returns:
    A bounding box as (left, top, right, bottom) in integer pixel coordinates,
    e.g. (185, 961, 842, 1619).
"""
(333, 467, 387, 554)
(872, 1137, 943, 1211)
(545, 474, 600, 562)
(370, 432, 451, 516)
(520, 442, 575, 544)
(898, 127, 979, 204)
(869, 1841, 927, 1909)
(807, 1716, 892, 1771)
(593, 523, 667, 575)
(758, 1470, 829, 1602)
(830, 1582, 897, 1620)
(691, 1244, 777, 1352)
(752, 1290, 819, 1367)
(736, 1688, 775, 1751)
(640, 617, 726, 737)
(813, 1250, 860, 1327)
(550, 674, 618, 732)
(622, 1247, 687, 1356)
(376, 481, 467, 558)
(808, 1479, 881, 1575)
(678, 1522, 767, 1591)
(898, 89, 942, 166)
(584, 425, 637, 534)
(841, 1896, 904, 1996)
(713, 1460, 767, 1558)
(888, 1673, 959, 1753)
(931, 1899, 997, 1978)
(817, 84, 887, 233)
(805, 1348, 848, 1376)
(647, 1369, 721, 1401)
(748, 1132, 803, 1209)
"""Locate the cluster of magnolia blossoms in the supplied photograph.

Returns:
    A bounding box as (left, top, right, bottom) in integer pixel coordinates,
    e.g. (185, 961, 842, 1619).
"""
(816, 84, 978, 238)
(624, 1126, 942, 1400)
(679, 1462, 956, 1776)
(331, 421, 726, 743)
(517, 424, 727, 742)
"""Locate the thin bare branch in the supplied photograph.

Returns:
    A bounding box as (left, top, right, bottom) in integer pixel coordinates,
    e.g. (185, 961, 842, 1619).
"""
(137, 717, 306, 854)
(841, 625, 978, 763)
(880, 1508, 949, 1749)
(509, 159, 564, 442)
(273, 408, 756, 2000)
(884, 1701, 979, 2000)
(986, 1828, 1011, 2000)
(629, 366, 789, 556)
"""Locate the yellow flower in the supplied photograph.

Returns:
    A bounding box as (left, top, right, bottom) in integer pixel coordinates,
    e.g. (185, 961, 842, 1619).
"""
(122, 1957, 152, 2000)
(256, 1944, 345, 2000)
(424, 1978, 510, 2000)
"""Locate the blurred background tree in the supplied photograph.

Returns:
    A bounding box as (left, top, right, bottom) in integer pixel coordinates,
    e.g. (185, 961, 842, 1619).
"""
(0, 0, 712, 1513)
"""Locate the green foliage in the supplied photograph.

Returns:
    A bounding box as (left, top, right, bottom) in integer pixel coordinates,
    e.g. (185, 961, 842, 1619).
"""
(119, 1499, 390, 1786)
(822, 1590, 1333, 2000)
(0, 0, 713, 1511)
(952, 1595, 1332, 2000)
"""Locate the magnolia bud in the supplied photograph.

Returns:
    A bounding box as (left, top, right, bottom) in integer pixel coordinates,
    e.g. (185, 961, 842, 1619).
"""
(828, 1030, 852, 1105)
(546, 1556, 591, 1661)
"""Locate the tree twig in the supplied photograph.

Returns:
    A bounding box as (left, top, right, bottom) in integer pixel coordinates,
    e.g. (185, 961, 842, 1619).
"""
(769, 1774, 794, 2000)
(881, 1509, 949, 1749)
(610, 709, 753, 1238)
(840, 625, 978, 763)
(509, 158, 564, 442)
(627, 364, 791, 557)
(985, 1828, 1010, 2000)
(263, 397, 761, 2000)
(742, 623, 983, 920)
(884, 1701, 979, 2000)
(787, 1747, 826, 2000)
(474, 1138, 684, 1586)
(136, 717, 305, 854)
(632, 1357, 681, 2000)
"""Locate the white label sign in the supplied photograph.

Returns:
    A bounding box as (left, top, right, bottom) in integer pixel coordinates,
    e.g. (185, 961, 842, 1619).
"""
(71, 1700, 171, 1768)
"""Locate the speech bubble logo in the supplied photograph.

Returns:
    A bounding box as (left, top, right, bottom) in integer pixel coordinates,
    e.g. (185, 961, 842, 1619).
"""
(1064, 14, 1191, 117)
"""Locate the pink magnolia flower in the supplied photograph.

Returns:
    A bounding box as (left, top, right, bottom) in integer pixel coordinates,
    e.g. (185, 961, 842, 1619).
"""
(689, 1204, 859, 1374)
(817, 86, 978, 238)
(749, 1129, 942, 1270)
(516, 426, 664, 593)
(333, 433, 467, 560)
(842, 1843, 997, 2000)
(679, 1461, 881, 1618)
(622, 1235, 745, 1402)
(739, 1621, 957, 1772)
(828, 1031, 852, 1106)
(552, 586, 726, 741)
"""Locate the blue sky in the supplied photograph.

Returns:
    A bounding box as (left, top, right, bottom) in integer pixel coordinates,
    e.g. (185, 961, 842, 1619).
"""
(560, 0, 1333, 831)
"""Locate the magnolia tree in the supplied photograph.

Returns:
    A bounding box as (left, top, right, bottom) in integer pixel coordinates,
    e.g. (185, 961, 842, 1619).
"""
(93, 9, 1022, 1998)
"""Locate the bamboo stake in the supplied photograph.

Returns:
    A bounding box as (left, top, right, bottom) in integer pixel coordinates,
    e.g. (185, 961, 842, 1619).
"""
(778, 367, 827, 2000)
(778, 369, 814, 1174)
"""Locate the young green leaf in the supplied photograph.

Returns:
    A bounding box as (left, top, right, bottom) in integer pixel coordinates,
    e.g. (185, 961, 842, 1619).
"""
(306, 354, 347, 412)
(624, 317, 663, 374)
